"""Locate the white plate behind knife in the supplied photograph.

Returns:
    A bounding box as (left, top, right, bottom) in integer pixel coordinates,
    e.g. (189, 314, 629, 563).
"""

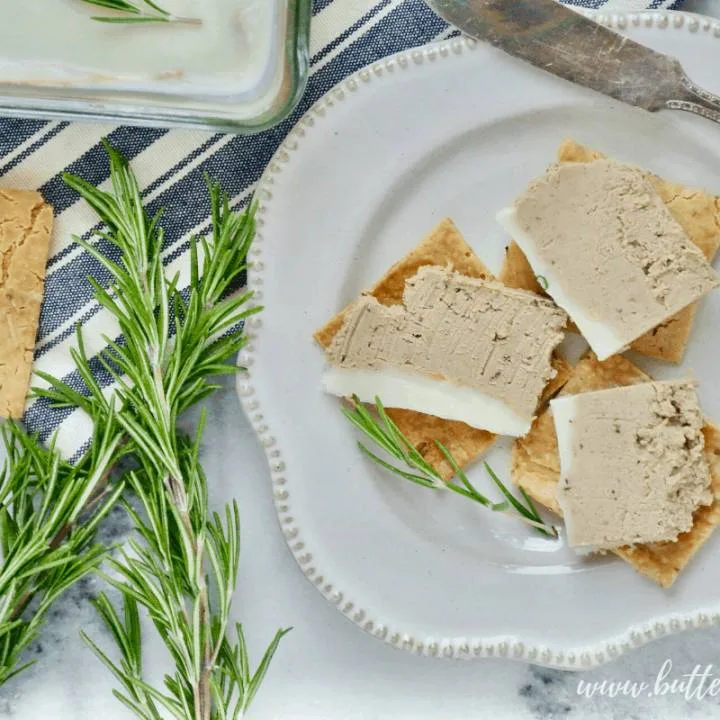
(238, 11, 720, 669)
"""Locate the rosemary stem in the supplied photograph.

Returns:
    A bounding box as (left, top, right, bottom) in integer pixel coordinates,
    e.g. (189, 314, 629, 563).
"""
(150, 322, 213, 719)
(197, 581, 212, 720)
(171, 15, 202, 26)
(445, 481, 488, 505)
(504, 510, 557, 537)
(9, 593, 31, 624)
(447, 481, 556, 536)
(81, 0, 203, 25)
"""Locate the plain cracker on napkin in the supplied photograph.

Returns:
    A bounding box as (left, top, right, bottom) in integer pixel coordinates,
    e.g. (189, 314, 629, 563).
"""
(0, 190, 53, 418)
(500, 139, 720, 363)
(511, 353, 720, 587)
(314, 218, 571, 480)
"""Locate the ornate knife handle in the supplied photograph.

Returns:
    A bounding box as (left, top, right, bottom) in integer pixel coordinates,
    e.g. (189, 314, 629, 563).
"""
(667, 75, 720, 125)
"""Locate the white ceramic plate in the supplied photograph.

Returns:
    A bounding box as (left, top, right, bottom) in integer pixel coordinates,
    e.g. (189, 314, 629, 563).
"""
(238, 11, 720, 669)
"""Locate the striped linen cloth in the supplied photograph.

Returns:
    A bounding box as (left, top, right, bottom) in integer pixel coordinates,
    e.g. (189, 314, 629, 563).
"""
(1, 0, 683, 456)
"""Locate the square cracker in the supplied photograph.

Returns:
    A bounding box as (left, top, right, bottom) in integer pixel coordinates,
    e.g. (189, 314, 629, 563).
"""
(511, 353, 720, 587)
(315, 218, 571, 480)
(499, 139, 720, 363)
(0, 190, 53, 418)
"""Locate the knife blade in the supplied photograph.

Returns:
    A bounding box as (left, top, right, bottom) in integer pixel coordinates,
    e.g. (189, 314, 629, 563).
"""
(425, 0, 720, 124)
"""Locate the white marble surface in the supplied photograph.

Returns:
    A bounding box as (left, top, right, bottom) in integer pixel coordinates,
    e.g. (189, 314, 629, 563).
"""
(3, 372, 720, 720)
(5, 3, 720, 718)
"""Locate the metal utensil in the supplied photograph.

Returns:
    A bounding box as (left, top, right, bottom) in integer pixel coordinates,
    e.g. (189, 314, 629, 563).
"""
(426, 0, 720, 124)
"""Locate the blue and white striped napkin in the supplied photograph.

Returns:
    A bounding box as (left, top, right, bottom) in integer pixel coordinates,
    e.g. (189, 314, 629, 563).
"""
(0, 0, 683, 456)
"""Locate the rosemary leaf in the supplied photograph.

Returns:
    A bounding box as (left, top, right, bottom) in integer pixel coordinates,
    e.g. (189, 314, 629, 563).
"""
(80, 0, 201, 26)
(435, 441, 496, 508)
(356, 442, 438, 489)
(483, 462, 543, 523)
(345, 397, 557, 537)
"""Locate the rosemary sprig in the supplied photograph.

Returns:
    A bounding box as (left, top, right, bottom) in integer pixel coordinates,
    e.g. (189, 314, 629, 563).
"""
(81, 0, 201, 25)
(344, 396, 556, 537)
(0, 414, 125, 684)
(32, 141, 287, 718)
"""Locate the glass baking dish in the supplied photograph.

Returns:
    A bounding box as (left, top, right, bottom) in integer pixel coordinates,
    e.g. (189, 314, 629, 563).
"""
(0, 0, 311, 133)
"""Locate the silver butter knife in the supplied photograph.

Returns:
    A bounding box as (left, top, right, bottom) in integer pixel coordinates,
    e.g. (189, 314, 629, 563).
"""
(426, 0, 720, 124)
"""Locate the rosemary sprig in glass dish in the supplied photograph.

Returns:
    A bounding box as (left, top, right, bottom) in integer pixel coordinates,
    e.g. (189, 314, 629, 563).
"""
(344, 396, 557, 538)
(81, 0, 201, 25)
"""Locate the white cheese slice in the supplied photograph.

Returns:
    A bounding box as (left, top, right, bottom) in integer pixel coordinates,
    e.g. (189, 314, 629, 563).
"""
(550, 395, 583, 548)
(497, 206, 626, 360)
(323, 366, 532, 437)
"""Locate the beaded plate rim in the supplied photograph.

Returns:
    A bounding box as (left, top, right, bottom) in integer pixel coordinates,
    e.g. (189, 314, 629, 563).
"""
(237, 10, 720, 670)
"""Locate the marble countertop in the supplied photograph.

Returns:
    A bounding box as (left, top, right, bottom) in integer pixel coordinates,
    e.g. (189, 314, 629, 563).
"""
(3, 371, 720, 720)
(4, 2, 720, 718)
